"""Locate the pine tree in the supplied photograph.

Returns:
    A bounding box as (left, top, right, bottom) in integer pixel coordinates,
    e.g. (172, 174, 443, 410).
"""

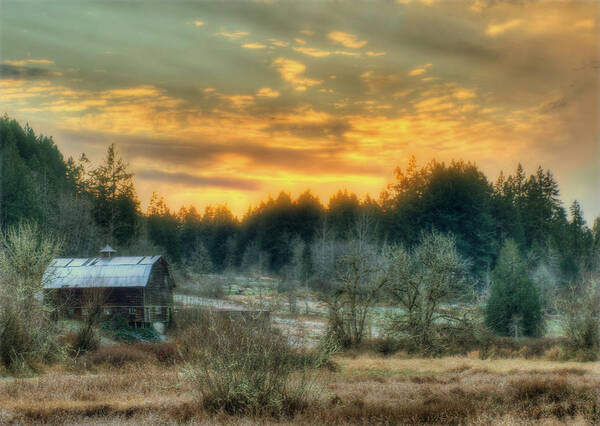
(485, 239, 543, 337)
(88, 144, 139, 245)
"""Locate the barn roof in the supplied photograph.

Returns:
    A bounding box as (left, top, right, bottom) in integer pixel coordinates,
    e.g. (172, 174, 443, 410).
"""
(43, 255, 164, 289)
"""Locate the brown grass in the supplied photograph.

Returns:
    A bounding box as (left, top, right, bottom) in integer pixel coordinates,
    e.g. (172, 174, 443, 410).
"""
(84, 343, 182, 368)
(0, 356, 598, 425)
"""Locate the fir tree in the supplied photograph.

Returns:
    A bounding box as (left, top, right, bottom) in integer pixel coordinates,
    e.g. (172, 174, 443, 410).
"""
(485, 239, 543, 337)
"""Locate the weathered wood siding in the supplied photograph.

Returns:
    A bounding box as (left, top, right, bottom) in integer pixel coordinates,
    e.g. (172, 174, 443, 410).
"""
(143, 258, 174, 323)
(48, 287, 147, 322)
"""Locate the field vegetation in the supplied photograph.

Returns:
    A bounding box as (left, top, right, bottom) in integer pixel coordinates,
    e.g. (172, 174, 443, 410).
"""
(0, 349, 598, 425)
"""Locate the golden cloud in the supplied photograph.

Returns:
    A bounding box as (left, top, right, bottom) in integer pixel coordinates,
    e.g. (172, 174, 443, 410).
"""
(217, 30, 249, 40)
(486, 19, 523, 36)
(4, 58, 54, 66)
(453, 88, 477, 100)
(242, 42, 267, 49)
(408, 63, 432, 76)
(256, 87, 280, 98)
(193, 20, 204, 27)
(272, 58, 322, 91)
(294, 47, 331, 57)
(328, 31, 367, 49)
(269, 39, 289, 47)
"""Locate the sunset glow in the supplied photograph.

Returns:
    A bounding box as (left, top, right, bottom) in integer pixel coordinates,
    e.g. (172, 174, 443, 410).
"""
(1, 0, 598, 219)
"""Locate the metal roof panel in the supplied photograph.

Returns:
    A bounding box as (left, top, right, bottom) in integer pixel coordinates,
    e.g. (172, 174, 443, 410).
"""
(42, 255, 163, 289)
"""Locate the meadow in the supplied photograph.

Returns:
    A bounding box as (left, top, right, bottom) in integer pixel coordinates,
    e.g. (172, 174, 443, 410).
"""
(1, 351, 598, 425)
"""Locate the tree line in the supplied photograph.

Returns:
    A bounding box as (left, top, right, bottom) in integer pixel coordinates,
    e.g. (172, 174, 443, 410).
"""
(1, 114, 598, 289)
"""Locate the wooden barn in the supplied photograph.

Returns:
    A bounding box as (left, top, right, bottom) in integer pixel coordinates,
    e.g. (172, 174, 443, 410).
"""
(43, 245, 174, 329)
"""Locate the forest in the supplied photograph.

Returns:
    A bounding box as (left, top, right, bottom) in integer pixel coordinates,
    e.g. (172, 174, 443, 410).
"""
(2, 114, 597, 288)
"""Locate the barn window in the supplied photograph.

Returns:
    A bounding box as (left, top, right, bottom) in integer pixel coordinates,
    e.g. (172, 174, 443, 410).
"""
(163, 276, 168, 288)
(129, 307, 136, 315)
(155, 306, 162, 314)
(104, 308, 111, 315)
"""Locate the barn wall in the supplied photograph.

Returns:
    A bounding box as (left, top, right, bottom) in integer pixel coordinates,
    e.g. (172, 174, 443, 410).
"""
(143, 259, 173, 323)
(47, 287, 146, 323)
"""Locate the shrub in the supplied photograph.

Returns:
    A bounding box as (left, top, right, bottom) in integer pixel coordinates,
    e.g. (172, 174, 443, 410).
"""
(0, 222, 64, 373)
(182, 312, 317, 417)
(73, 288, 106, 353)
(100, 314, 160, 343)
(132, 342, 182, 365)
(544, 345, 565, 361)
(559, 275, 599, 361)
(73, 324, 100, 354)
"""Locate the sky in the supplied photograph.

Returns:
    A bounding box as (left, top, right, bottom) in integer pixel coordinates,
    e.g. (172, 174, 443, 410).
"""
(1, 0, 599, 222)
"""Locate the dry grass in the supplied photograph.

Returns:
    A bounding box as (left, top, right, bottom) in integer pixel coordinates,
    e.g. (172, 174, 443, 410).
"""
(0, 356, 598, 425)
(336, 354, 600, 375)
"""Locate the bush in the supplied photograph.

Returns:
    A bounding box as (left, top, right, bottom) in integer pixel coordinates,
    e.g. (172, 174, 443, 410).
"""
(100, 314, 160, 343)
(0, 222, 64, 373)
(73, 324, 100, 354)
(132, 342, 182, 365)
(182, 312, 317, 417)
(559, 276, 599, 361)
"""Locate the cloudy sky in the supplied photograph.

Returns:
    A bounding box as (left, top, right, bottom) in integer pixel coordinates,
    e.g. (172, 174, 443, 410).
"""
(1, 0, 599, 221)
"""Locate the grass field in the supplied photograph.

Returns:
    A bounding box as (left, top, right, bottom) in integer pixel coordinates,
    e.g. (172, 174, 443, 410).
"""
(1, 355, 598, 425)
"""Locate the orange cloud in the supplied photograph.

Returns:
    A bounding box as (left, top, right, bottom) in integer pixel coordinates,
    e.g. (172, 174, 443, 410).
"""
(217, 30, 249, 40)
(328, 31, 367, 48)
(486, 19, 523, 36)
(272, 58, 322, 91)
(269, 39, 289, 47)
(4, 58, 54, 66)
(256, 87, 279, 98)
(408, 63, 432, 76)
(242, 42, 267, 49)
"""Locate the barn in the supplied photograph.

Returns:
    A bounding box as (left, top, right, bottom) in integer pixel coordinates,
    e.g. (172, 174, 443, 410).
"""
(43, 245, 174, 329)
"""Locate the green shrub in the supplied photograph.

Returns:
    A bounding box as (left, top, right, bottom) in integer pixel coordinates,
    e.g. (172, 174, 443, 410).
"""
(100, 314, 160, 343)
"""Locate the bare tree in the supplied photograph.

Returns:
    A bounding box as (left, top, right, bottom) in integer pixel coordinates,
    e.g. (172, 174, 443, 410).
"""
(559, 272, 600, 360)
(74, 288, 108, 353)
(324, 214, 387, 348)
(385, 231, 468, 354)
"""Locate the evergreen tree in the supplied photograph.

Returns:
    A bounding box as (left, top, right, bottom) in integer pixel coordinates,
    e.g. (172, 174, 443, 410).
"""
(147, 192, 181, 262)
(88, 144, 139, 245)
(485, 239, 543, 337)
